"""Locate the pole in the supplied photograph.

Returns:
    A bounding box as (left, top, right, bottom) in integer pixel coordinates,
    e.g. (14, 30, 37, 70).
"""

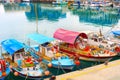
(34, 3, 39, 33)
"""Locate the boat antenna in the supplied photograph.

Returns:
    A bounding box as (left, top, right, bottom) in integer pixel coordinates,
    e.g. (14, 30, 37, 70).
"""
(104, 24, 116, 39)
(99, 28, 103, 37)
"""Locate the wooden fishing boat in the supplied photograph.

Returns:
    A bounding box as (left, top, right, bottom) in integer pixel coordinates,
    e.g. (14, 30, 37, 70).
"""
(53, 28, 117, 62)
(26, 33, 76, 70)
(1, 39, 50, 79)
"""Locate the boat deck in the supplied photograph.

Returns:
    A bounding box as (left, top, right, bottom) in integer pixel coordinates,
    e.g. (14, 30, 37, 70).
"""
(45, 59, 120, 80)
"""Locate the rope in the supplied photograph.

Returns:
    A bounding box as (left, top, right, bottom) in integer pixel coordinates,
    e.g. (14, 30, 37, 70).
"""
(58, 62, 66, 74)
(25, 72, 28, 80)
(57, 63, 60, 75)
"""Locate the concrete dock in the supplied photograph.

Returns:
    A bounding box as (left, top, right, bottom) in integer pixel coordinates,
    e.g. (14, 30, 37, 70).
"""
(45, 59, 120, 80)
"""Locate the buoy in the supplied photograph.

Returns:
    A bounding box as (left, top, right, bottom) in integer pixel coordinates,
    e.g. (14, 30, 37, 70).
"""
(75, 60, 80, 66)
(44, 70, 50, 76)
(14, 72, 19, 76)
(2, 72, 6, 77)
(48, 63, 52, 68)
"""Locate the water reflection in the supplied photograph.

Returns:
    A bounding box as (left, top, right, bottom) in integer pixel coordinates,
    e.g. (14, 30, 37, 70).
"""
(70, 6, 120, 26)
(25, 3, 66, 21)
(2, 2, 120, 26)
(3, 2, 30, 12)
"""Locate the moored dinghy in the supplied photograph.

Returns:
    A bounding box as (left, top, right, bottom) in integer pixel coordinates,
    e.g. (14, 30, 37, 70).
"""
(53, 28, 117, 62)
(26, 33, 76, 70)
(1, 39, 50, 80)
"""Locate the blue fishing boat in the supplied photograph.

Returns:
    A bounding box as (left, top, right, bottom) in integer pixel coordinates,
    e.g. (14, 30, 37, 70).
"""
(1, 39, 50, 80)
(27, 33, 76, 70)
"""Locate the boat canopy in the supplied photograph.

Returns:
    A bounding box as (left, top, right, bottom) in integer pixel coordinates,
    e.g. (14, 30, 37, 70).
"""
(27, 33, 55, 44)
(112, 31, 120, 36)
(1, 39, 24, 55)
(53, 28, 88, 44)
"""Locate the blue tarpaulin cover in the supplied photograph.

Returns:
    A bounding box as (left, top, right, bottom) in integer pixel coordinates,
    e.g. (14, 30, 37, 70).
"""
(1, 39, 24, 55)
(27, 33, 55, 44)
(112, 30, 120, 36)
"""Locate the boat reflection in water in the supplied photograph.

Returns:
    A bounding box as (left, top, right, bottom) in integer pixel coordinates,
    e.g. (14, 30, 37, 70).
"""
(25, 3, 66, 21)
(70, 6, 120, 26)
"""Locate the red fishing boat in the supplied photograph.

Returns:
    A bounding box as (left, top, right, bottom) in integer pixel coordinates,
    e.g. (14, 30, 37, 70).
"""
(53, 28, 117, 62)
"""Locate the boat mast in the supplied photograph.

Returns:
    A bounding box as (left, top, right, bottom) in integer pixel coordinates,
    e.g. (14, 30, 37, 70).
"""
(34, 3, 39, 33)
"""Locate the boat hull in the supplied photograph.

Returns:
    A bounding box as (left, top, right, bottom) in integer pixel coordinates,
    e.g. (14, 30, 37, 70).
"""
(12, 68, 44, 80)
(43, 59, 74, 70)
(60, 48, 115, 62)
(79, 56, 111, 62)
(52, 64, 74, 70)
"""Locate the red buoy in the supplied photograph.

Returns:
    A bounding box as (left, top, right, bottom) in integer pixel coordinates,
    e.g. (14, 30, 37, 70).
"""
(75, 60, 80, 66)
(2, 72, 6, 77)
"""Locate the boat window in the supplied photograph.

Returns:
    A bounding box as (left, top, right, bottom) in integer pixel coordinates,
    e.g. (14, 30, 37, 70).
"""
(16, 54, 20, 59)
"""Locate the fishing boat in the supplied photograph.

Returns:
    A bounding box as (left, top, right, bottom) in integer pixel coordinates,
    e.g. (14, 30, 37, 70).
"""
(52, 0, 68, 5)
(53, 28, 117, 62)
(81, 30, 120, 55)
(89, 1, 113, 7)
(1, 39, 50, 80)
(0, 59, 10, 80)
(26, 33, 76, 70)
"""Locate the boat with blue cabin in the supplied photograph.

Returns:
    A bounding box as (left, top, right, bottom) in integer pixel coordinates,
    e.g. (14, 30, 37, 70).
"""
(26, 33, 76, 70)
(1, 39, 50, 80)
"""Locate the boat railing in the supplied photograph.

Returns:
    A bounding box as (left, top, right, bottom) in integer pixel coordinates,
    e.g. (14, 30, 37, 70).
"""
(26, 46, 40, 60)
(60, 44, 88, 55)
